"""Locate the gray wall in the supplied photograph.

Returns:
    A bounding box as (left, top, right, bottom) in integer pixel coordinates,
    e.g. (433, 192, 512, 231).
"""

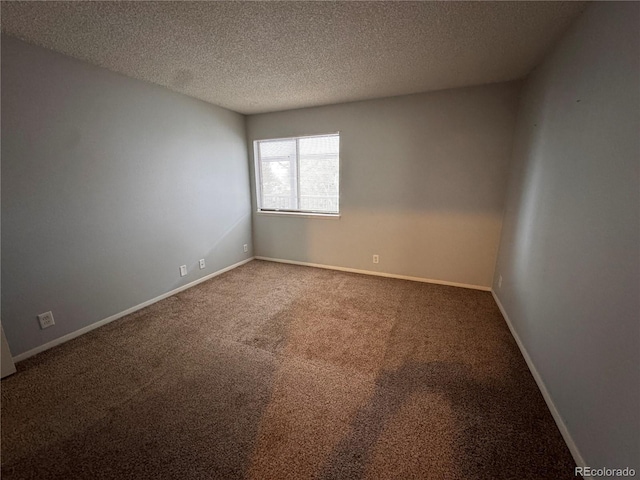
(493, 2, 639, 471)
(247, 83, 520, 288)
(1, 36, 253, 357)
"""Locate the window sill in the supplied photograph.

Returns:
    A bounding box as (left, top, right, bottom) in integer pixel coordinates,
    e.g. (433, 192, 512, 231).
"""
(256, 210, 341, 219)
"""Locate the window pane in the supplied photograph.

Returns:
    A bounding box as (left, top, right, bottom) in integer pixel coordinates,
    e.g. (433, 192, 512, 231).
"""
(299, 135, 339, 213)
(256, 134, 339, 214)
(259, 139, 296, 210)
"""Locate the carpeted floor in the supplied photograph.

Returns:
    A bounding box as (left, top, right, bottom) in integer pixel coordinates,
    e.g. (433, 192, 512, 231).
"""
(1, 260, 578, 479)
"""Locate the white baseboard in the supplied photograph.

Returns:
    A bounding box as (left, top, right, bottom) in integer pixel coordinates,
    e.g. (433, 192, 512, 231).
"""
(13, 257, 255, 363)
(255, 256, 491, 291)
(491, 290, 586, 470)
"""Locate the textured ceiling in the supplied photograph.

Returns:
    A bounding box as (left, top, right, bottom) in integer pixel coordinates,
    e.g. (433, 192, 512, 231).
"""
(1, 1, 587, 114)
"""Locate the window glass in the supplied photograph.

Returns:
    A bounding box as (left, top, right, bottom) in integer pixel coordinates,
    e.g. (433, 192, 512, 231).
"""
(256, 134, 339, 214)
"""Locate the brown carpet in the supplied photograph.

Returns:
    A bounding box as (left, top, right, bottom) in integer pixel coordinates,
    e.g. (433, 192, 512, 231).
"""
(1, 260, 578, 479)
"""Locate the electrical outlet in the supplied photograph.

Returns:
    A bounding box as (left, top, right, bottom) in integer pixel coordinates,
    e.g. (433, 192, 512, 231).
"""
(243, 244, 248, 253)
(37, 311, 55, 329)
(373, 254, 379, 264)
(179, 265, 187, 277)
(498, 275, 503, 288)
(199, 259, 206, 269)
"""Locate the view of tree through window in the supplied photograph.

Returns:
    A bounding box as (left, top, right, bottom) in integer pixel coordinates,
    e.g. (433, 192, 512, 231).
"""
(256, 134, 339, 214)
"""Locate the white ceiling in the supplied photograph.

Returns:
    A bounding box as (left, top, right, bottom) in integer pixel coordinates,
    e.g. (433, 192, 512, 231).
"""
(1, 1, 587, 115)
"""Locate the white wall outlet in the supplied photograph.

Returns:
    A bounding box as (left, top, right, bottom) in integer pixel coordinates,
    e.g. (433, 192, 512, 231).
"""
(373, 254, 379, 264)
(243, 244, 248, 253)
(498, 275, 503, 288)
(37, 311, 55, 329)
(199, 259, 206, 269)
(179, 265, 187, 277)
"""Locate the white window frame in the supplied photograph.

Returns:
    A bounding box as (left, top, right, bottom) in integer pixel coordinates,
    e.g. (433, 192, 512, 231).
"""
(254, 133, 341, 218)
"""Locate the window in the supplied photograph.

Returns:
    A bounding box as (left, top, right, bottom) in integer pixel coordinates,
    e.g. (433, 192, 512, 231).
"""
(254, 133, 340, 215)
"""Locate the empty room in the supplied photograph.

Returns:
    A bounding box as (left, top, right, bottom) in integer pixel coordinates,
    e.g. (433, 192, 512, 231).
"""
(1, 1, 638, 479)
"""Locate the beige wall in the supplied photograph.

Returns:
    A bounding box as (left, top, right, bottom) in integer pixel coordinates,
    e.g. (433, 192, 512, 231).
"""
(247, 83, 520, 288)
(493, 2, 639, 471)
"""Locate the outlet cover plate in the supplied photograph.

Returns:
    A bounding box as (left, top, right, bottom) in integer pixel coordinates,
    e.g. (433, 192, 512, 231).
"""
(37, 311, 55, 329)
